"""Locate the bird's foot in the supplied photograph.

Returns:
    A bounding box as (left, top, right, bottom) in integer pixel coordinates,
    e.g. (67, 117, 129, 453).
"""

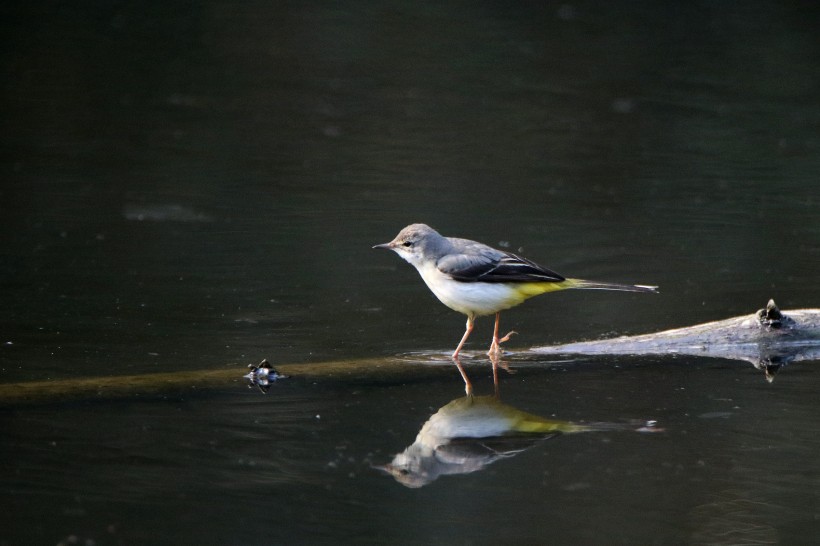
(488, 331, 517, 356)
(498, 330, 517, 344)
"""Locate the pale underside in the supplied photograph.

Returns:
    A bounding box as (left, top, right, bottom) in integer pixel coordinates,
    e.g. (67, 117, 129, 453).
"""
(417, 262, 566, 318)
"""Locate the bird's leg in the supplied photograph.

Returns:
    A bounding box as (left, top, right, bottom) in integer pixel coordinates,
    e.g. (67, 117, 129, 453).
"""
(452, 355, 473, 396)
(452, 317, 475, 395)
(489, 350, 500, 398)
(452, 316, 475, 359)
(488, 312, 516, 356)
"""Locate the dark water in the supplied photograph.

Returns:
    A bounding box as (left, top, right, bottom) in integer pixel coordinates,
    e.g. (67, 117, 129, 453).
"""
(2, 1, 819, 544)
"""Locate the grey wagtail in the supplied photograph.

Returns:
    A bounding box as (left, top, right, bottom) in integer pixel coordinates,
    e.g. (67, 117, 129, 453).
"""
(374, 223, 657, 358)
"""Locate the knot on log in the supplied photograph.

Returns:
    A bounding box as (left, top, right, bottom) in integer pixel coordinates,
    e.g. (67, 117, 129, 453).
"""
(757, 299, 785, 329)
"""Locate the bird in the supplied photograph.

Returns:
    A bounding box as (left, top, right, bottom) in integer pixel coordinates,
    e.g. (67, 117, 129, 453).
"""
(377, 395, 598, 488)
(373, 223, 657, 359)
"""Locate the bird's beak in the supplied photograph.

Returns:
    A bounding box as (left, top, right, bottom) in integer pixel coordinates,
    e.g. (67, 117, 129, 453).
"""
(372, 242, 394, 250)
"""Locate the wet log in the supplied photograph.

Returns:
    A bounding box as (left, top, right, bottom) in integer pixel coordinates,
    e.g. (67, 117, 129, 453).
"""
(532, 300, 820, 380)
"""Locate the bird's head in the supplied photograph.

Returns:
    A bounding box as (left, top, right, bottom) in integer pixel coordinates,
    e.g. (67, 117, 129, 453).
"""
(373, 223, 444, 268)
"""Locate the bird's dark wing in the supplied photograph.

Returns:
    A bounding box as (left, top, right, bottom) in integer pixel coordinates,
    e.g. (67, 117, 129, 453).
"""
(437, 250, 565, 283)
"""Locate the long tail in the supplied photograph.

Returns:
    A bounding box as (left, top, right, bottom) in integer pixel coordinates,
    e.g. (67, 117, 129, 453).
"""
(565, 279, 658, 293)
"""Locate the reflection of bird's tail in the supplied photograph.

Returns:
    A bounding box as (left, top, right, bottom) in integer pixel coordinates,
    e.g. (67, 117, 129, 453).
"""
(511, 416, 593, 435)
(565, 279, 658, 293)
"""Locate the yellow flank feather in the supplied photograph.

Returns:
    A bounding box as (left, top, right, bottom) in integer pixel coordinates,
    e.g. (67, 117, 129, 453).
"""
(440, 396, 596, 435)
(479, 396, 594, 434)
(509, 414, 592, 434)
(513, 279, 578, 298)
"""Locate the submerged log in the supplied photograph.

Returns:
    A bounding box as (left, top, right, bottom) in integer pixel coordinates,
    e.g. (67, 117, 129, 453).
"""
(0, 358, 443, 406)
(532, 300, 820, 381)
(3, 301, 817, 405)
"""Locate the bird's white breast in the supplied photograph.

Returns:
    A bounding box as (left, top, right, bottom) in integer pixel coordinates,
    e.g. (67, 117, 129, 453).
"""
(416, 262, 524, 317)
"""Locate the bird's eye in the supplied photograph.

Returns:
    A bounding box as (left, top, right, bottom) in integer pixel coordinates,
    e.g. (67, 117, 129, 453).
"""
(402, 240, 413, 247)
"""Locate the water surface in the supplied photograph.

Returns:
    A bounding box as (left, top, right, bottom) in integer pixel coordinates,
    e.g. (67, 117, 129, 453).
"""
(2, 1, 819, 544)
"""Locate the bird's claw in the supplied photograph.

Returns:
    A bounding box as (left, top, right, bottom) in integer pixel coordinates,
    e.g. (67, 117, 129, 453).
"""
(497, 330, 517, 344)
(488, 330, 517, 355)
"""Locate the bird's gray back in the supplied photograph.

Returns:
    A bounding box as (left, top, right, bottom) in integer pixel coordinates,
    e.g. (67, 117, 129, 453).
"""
(438, 237, 565, 283)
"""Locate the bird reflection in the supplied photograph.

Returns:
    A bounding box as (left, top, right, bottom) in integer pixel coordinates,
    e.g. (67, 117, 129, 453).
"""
(378, 394, 646, 488)
(453, 348, 515, 396)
